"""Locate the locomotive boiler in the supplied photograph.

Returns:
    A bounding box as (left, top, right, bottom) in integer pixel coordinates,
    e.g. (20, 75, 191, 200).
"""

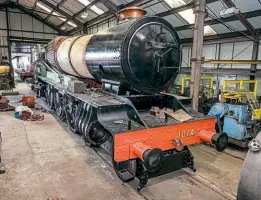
(34, 7, 228, 190)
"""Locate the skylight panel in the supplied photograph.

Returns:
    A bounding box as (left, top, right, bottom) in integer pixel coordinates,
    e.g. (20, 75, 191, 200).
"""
(204, 25, 217, 36)
(90, 5, 105, 15)
(165, 0, 216, 36)
(178, 9, 195, 24)
(77, 0, 91, 6)
(67, 21, 77, 28)
(36, 2, 51, 13)
(164, 0, 186, 8)
(53, 12, 66, 22)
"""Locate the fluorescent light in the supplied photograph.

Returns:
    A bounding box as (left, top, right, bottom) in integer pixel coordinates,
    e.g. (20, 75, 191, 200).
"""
(90, 5, 104, 15)
(165, 1, 195, 25)
(37, 2, 51, 13)
(53, 12, 66, 21)
(204, 25, 217, 36)
(77, 0, 90, 6)
(178, 9, 194, 24)
(164, 0, 186, 8)
(81, 12, 89, 19)
(61, 27, 67, 30)
(164, 0, 217, 36)
(67, 21, 77, 28)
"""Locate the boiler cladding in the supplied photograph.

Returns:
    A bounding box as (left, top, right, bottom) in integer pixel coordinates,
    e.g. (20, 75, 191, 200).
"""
(45, 16, 181, 94)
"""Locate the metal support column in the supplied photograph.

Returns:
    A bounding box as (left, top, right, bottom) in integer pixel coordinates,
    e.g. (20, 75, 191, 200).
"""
(250, 36, 259, 80)
(5, 8, 14, 88)
(190, 0, 206, 111)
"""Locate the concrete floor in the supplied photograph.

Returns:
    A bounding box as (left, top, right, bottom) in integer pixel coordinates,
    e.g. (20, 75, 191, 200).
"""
(0, 83, 246, 200)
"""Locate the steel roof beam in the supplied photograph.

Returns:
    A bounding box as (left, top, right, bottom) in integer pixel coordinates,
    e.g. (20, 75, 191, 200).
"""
(175, 9, 261, 31)
(221, 0, 257, 36)
(72, 0, 101, 20)
(0, 2, 10, 10)
(156, 0, 219, 17)
(44, 0, 67, 25)
(58, 0, 102, 30)
(69, 0, 219, 35)
(38, 0, 83, 27)
(156, 3, 194, 17)
(118, 0, 152, 9)
(180, 28, 261, 43)
(12, 3, 65, 35)
(57, 0, 67, 8)
(31, 0, 39, 14)
(99, 0, 118, 13)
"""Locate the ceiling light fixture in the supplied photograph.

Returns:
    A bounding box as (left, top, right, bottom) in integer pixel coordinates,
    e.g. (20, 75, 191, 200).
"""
(77, 0, 90, 6)
(90, 5, 104, 15)
(81, 12, 89, 19)
(36, 2, 51, 13)
(53, 12, 66, 21)
(67, 21, 77, 28)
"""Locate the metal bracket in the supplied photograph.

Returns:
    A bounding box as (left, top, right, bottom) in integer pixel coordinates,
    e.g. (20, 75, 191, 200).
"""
(249, 139, 261, 152)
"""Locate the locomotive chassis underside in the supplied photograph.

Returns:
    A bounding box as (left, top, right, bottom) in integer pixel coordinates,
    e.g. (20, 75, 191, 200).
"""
(34, 75, 225, 190)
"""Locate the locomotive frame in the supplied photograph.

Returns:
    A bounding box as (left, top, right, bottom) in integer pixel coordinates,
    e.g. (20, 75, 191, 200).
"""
(34, 66, 227, 190)
(33, 10, 228, 190)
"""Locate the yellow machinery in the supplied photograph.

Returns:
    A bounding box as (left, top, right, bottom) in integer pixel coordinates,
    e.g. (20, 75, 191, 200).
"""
(222, 79, 258, 97)
(181, 76, 214, 99)
(0, 64, 11, 90)
(221, 80, 261, 120)
(208, 80, 261, 147)
(0, 65, 9, 75)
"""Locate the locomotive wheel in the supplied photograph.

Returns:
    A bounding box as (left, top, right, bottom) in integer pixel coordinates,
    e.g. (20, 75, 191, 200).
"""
(54, 91, 66, 121)
(45, 85, 54, 109)
(64, 96, 78, 133)
(85, 121, 110, 147)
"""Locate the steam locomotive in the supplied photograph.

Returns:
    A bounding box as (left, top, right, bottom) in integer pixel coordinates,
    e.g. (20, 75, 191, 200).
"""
(34, 7, 228, 190)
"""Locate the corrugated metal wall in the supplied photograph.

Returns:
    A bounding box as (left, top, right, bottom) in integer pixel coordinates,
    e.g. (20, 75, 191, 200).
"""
(0, 8, 58, 62)
(178, 40, 261, 95)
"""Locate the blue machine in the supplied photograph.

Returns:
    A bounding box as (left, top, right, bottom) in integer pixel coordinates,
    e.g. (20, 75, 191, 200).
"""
(208, 103, 251, 142)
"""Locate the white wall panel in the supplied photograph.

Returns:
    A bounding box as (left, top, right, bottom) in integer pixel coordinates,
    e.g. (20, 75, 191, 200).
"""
(217, 75, 236, 89)
(232, 41, 252, 69)
(0, 11, 6, 29)
(102, 22, 108, 30)
(236, 75, 250, 80)
(33, 18, 44, 32)
(10, 31, 22, 37)
(44, 24, 54, 33)
(181, 46, 191, 68)
(219, 43, 233, 69)
(98, 24, 103, 31)
(9, 13, 22, 30)
(34, 33, 44, 38)
(44, 34, 56, 39)
(256, 40, 261, 69)
(109, 19, 116, 27)
(23, 32, 33, 38)
(0, 30, 7, 37)
(22, 14, 33, 31)
(202, 44, 218, 68)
